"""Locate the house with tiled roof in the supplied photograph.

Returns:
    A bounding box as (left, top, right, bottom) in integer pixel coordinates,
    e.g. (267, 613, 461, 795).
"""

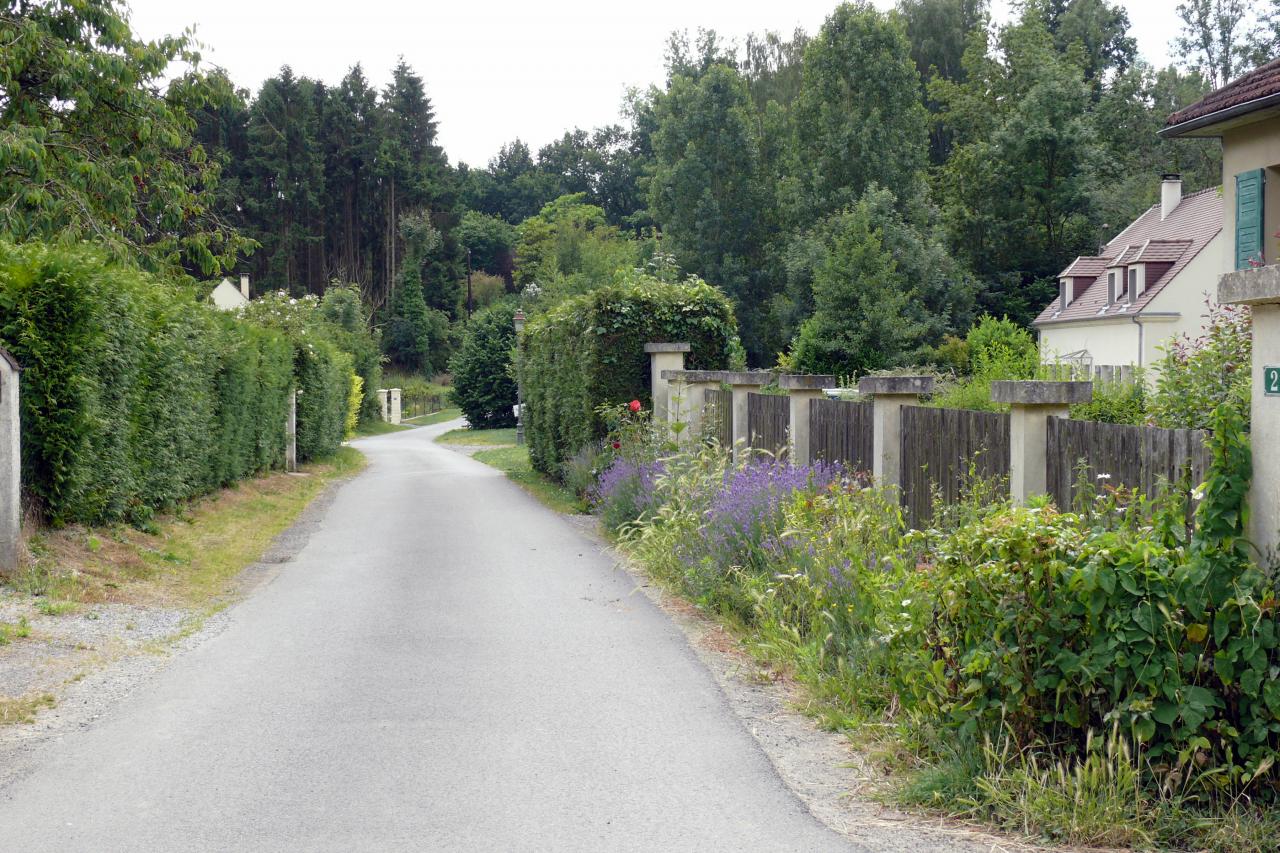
(1033, 175, 1224, 371)
(1162, 57, 1280, 274)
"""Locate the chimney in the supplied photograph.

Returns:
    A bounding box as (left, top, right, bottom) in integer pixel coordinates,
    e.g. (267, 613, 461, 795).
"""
(1160, 173, 1182, 221)
(239, 275, 250, 300)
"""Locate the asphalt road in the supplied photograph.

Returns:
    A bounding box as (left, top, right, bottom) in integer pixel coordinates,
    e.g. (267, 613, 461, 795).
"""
(0, 423, 938, 852)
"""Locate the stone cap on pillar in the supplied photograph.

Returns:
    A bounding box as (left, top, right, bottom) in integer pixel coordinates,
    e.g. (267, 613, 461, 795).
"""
(1219, 265, 1280, 305)
(644, 342, 692, 353)
(661, 369, 773, 385)
(991, 380, 1092, 405)
(778, 374, 837, 390)
(857, 375, 935, 396)
(0, 348, 21, 373)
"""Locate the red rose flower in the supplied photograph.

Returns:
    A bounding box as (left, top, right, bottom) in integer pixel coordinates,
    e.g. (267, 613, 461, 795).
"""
(611, 441, 621, 450)
(628, 399, 641, 412)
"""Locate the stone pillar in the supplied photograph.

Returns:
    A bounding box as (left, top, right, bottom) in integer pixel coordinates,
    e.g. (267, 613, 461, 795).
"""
(725, 372, 774, 463)
(0, 349, 21, 571)
(660, 370, 717, 446)
(779, 374, 837, 467)
(378, 389, 390, 422)
(991, 380, 1092, 505)
(644, 343, 690, 423)
(1220, 266, 1280, 561)
(857, 376, 935, 490)
(286, 388, 298, 473)
(389, 388, 402, 425)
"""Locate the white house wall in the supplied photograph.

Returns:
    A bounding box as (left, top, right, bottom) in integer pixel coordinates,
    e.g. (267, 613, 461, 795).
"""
(1039, 318, 1140, 365)
(1142, 230, 1226, 364)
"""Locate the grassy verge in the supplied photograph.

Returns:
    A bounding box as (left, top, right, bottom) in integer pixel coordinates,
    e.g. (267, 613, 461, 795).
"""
(0, 693, 55, 725)
(405, 407, 461, 426)
(354, 419, 412, 436)
(9, 448, 365, 612)
(437, 426, 517, 446)
(472, 445, 586, 514)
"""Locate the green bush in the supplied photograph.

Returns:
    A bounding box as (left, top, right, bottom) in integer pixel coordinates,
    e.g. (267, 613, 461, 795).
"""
(316, 284, 382, 425)
(519, 269, 739, 477)
(0, 244, 361, 525)
(1149, 301, 1251, 429)
(0, 242, 307, 525)
(449, 301, 518, 429)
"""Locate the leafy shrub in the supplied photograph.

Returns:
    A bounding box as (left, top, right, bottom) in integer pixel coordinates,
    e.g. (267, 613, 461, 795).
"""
(0, 243, 314, 524)
(520, 269, 739, 477)
(931, 315, 1041, 411)
(316, 284, 382, 425)
(449, 301, 517, 429)
(1149, 300, 1251, 429)
(1070, 377, 1147, 425)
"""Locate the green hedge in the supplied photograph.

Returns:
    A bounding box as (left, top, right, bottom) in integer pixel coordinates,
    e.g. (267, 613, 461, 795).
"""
(520, 272, 739, 477)
(449, 300, 518, 429)
(0, 243, 350, 525)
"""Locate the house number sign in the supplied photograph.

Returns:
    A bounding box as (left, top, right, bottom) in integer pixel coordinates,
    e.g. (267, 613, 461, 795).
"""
(1267, 366, 1280, 397)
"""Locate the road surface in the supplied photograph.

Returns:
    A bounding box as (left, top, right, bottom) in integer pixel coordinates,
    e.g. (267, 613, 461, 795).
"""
(0, 422, 956, 851)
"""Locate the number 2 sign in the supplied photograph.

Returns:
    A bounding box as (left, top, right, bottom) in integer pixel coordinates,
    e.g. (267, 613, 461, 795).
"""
(1267, 366, 1280, 396)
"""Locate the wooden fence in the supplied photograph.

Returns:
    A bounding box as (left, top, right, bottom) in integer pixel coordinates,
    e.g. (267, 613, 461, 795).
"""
(747, 393, 790, 457)
(1047, 417, 1211, 513)
(809, 398, 873, 471)
(704, 388, 733, 447)
(900, 406, 1011, 529)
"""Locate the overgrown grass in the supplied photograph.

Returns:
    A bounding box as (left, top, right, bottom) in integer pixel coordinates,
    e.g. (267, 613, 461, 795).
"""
(471, 445, 586, 514)
(0, 616, 31, 645)
(436, 426, 517, 446)
(6, 448, 364, 610)
(0, 693, 55, 725)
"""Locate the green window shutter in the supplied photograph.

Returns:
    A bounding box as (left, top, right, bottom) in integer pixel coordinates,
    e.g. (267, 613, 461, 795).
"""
(1235, 168, 1265, 270)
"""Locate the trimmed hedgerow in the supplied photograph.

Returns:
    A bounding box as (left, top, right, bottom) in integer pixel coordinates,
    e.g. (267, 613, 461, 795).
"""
(449, 299, 518, 430)
(519, 270, 739, 477)
(0, 243, 352, 526)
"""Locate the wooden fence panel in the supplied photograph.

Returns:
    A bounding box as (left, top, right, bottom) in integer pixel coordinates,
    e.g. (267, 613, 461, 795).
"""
(747, 393, 790, 458)
(704, 388, 732, 447)
(1046, 417, 1211, 513)
(900, 406, 1010, 529)
(809, 398, 873, 471)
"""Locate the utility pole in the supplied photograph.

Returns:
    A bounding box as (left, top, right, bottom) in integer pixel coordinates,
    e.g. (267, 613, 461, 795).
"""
(466, 247, 473, 321)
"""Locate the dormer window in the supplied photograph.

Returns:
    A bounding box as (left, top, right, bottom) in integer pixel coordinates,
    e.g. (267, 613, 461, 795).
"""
(1107, 271, 1118, 304)
(1127, 267, 1137, 303)
(1060, 278, 1071, 307)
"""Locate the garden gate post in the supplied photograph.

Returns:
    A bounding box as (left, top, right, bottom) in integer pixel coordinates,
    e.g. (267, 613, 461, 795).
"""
(725, 372, 775, 463)
(857, 376, 934, 491)
(660, 370, 716, 446)
(0, 349, 21, 571)
(779, 374, 837, 467)
(378, 389, 389, 422)
(390, 388, 402, 425)
(1219, 266, 1280, 561)
(644, 343, 690, 424)
(991, 381, 1092, 505)
(286, 388, 298, 473)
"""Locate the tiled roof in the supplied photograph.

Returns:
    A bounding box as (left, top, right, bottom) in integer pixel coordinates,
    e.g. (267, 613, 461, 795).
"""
(1112, 245, 1141, 266)
(1166, 58, 1280, 131)
(1059, 255, 1108, 277)
(1134, 239, 1192, 263)
(1033, 187, 1222, 327)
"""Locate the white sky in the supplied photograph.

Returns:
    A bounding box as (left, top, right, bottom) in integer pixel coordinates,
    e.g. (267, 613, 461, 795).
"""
(124, 0, 1184, 168)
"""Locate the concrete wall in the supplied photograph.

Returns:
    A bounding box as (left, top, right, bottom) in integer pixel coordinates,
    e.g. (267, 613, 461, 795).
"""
(1222, 116, 1280, 269)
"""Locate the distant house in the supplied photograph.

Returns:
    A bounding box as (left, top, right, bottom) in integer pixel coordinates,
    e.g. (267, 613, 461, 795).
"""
(1033, 175, 1224, 372)
(1161, 57, 1280, 275)
(210, 275, 251, 311)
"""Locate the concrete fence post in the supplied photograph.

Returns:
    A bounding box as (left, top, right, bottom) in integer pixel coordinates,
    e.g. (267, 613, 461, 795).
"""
(378, 388, 390, 422)
(726, 372, 775, 463)
(991, 381, 1092, 505)
(778, 374, 837, 467)
(286, 388, 298, 473)
(0, 348, 21, 571)
(389, 388, 402, 425)
(1219, 266, 1280, 561)
(856, 376, 935, 490)
(644, 343, 690, 423)
(659, 370, 716, 446)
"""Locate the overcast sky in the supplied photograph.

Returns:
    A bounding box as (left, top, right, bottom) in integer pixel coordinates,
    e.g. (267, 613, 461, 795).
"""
(124, 0, 1184, 168)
